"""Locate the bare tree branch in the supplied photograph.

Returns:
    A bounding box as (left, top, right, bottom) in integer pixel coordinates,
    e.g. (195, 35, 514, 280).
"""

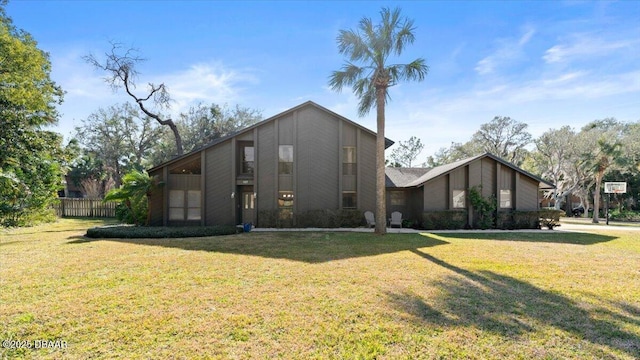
(84, 42, 183, 156)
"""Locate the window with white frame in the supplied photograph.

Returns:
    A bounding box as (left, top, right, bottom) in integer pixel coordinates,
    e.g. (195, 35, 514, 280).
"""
(500, 189, 512, 208)
(452, 190, 466, 208)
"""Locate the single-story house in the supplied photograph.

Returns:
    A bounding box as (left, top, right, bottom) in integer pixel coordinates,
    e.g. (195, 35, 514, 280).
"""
(147, 101, 554, 228)
(386, 153, 555, 228)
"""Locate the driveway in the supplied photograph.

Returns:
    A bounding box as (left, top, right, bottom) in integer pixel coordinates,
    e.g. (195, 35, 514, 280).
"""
(559, 218, 640, 232)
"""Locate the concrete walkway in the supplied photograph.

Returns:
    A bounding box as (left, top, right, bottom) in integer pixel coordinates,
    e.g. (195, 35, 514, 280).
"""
(558, 219, 640, 232)
(250, 219, 640, 234)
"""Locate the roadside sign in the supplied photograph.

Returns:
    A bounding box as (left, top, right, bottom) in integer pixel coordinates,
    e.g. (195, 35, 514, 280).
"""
(604, 182, 627, 194)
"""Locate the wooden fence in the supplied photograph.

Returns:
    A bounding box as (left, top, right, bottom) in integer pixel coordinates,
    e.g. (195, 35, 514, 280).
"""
(54, 198, 118, 218)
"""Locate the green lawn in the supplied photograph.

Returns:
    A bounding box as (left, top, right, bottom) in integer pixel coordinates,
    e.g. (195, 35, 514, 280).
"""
(1, 219, 639, 359)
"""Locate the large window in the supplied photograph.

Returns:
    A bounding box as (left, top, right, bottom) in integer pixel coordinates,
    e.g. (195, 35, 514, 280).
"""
(500, 189, 512, 208)
(390, 191, 406, 206)
(279, 145, 293, 175)
(342, 191, 357, 209)
(169, 190, 201, 221)
(452, 190, 466, 208)
(241, 146, 254, 174)
(343, 146, 356, 175)
(169, 158, 201, 174)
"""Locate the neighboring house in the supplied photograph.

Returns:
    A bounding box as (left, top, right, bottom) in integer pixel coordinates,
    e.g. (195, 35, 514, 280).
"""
(148, 101, 554, 228)
(386, 153, 555, 227)
(147, 101, 393, 227)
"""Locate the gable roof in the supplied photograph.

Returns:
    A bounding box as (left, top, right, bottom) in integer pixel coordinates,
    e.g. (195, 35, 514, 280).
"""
(385, 152, 555, 189)
(149, 100, 394, 173)
(385, 167, 431, 187)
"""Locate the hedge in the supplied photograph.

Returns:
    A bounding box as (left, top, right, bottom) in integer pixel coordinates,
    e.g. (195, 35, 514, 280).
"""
(422, 210, 468, 230)
(85, 225, 237, 239)
(258, 209, 363, 228)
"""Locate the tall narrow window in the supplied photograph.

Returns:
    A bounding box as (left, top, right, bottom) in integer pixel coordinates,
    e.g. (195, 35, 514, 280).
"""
(343, 146, 356, 175)
(279, 145, 293, 175)
(500, 189, 512, 208)
(452, 190, 466, 208)
(243, 192, 255, 210)
(187, 190, 201, 220)
(241, 146, 254, 174)
(169, 190, 185, 220)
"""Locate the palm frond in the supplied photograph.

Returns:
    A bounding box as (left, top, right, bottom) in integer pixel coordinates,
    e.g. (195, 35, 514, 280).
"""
(357, 85, 376, 117)
(394, 20, 416, 55)
(330, 7, 427, 118)
(387, 59, 429, 83)
(329, 63, 365, 92)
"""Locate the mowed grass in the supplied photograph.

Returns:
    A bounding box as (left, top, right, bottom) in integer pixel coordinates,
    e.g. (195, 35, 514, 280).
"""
(1, 219, 639, 359)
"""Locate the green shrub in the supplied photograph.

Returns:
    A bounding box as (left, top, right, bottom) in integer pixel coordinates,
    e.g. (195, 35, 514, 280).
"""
(497, 211, 541, 229)
(469, 186, 496, 229)
(538, 209, 563, 229)
(259, 209, 364, 228)
(297, 209, 339, 228)
(336, 209, 364, 227)
(609, 209, 640, 221)
(422, 210, 467, 230)
(85, 225, 237, 239)
(257, 209, 294, 228)
(114, 197, 147, 225)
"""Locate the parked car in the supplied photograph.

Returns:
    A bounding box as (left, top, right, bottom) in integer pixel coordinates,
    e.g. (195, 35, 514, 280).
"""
(572, 206, 593, 217)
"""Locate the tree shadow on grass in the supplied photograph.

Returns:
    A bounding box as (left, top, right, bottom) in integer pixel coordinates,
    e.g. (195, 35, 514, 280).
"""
(66, 232, 449, 263)
(427, 231, 618, 245)
(387, 249, 640, 358)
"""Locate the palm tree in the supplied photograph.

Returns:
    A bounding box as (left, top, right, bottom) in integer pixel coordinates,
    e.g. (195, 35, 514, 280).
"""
(329, 7, 428, 234)
(585, 139, 622, 223)
(104, 170, 162, 226)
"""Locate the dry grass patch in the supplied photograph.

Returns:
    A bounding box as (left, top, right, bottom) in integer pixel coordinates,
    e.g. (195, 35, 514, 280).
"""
(1, 219, 639, 359)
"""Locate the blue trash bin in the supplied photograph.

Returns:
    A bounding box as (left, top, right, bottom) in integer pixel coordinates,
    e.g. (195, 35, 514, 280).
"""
(243, 223, 252, 232)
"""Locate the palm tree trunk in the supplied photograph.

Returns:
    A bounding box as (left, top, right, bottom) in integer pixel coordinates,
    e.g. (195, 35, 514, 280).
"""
(375, 87, 387, 235)
(593, 172, 603, 223)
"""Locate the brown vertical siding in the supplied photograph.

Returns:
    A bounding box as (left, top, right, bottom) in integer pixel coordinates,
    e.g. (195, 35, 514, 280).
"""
(148, 168, 164, 226)
(342, 123, 357, 146)
(517, 175, 539, 210)
(278, 115, 294, 144)
(424, 176, 448, 211)
(205, 140, 234, 226)
(410, 187, 424, 222)
(468, 160, 481, 188)
(499, 166, 513, 190)
(168, 174, 200, 190)
(359, 130, 376, 212)
(481, 157, 496, 197)
(296, 107, 339, 212)
(257, 122, 276, 211)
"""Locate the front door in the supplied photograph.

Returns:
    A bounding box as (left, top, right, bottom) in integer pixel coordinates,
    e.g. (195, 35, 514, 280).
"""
(242, 191, 256, 225)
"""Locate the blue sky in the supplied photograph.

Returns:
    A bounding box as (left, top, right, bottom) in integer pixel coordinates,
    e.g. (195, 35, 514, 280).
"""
(7, 1, 640, 160)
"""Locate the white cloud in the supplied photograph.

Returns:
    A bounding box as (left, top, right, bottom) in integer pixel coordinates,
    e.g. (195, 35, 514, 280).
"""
(475, 26, 536, 75)
(159, 62, 259, 115)
(48, 48, 258, 139)
(543, 35, 635, 64)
